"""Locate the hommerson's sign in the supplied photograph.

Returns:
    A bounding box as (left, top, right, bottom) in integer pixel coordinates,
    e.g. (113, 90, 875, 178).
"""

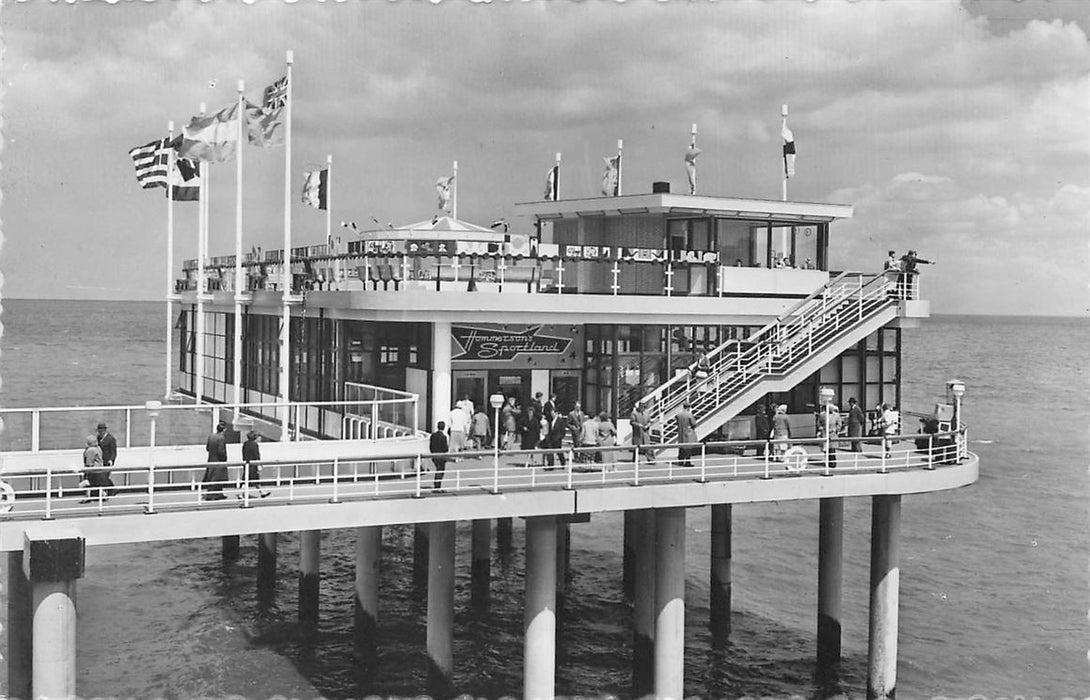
(453, 325, 572, 361)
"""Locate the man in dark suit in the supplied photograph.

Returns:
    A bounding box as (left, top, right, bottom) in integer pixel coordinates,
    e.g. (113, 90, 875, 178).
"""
(202, 421, 229, 500)
(543, 409, 568, 468)
(429, 421, 450, 490)
(675, 401, 697, 467)
(96, 421, 118, 496)
(847, 397, 866, 452)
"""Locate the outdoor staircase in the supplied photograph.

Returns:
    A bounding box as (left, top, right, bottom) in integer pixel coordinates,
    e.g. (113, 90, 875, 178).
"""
(644, 271, 906, 444)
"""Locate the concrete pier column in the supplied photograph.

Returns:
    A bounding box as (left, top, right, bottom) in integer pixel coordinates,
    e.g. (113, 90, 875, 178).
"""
(414, 523, 430, 590)
(471, 519, 492, 609)
(555, 520, 570, 598)
(299, 530, 321, 623)
(632, 509, 657, 698)
(6, 551, 32, 700)
(257, 532, 278, 593)
(496, 517, 513, 553)
(524, 515, 558, 700)
(354, 526, 382, 653)
(23, 527, 84, 700)
(654, 507, 686, 700)
(818, 497, 844, 671)
(222, 535, 241, 562)
(623, 510, 636, 598)
(426, 520, 456, 697)
(431, 320, 453, 431)
(867, 495, 901, 700)
(710, 504, 732, 645)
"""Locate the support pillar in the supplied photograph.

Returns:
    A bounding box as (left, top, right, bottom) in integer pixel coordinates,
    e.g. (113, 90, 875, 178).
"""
(431, 320, 453, 432)
(257, 532, 278, 594)
(426, 520, 456, 698)
(632, 509, 656, 698)
(654, 507, 686, 700)
(354, 526, 382, 654)
(524, 515, 557, 700)
(299, 530, 320, 623)
(555, 520, 570, 598)
(6, 551, 32, 700)
(471, 519, 491, 610)
(710, 504, 732, 645)
(23, 527, 84, 700)
(818, 497, 844, 672)
(222, 534, 240, 562)
(622, 510, 636, 599)
(496, 516, 513, 553)
(867, 495, 901, 700)
(414, 523, 429, 591)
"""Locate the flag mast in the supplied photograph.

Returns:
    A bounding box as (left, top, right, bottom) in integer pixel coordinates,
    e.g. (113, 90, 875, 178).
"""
(555, 152, 561, 200)
(690, 123, 698, 195)
(781, 103, 789, 202)
(195, 102, 208, 405)
(233, 79, 245, 423)
(279, 50, 294, 440)
(452, 160, 458, 220)
(616, 139, 623, 196)
(165, 120, 176, 400)
(325, 154, 335, 286)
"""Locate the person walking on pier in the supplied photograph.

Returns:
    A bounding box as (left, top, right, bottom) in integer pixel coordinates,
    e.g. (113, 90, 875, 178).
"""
(429, 421, 450, 491)
(471, 406, 491, 449)
(543, 408, 568, 469)
(96, 421, 117, 496)
(448, 402, 470, 456)
(568, 402, 585, 458)
(630, 398, 656, 463)
(847, 397, 866, 452)
(202, 421, 229, 501)
(771, 404, 792, 461)
(79, 435, 107, 503)
(597, 411, 618, 471)
(880, 403, 900, 458)
(240, 430, 270, 499)
(675, 401, 697, 467)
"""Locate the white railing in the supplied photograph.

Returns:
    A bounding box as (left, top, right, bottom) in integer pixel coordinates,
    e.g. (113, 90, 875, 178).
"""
(0, 427, 968, 521)
(644, 272, 905, 443)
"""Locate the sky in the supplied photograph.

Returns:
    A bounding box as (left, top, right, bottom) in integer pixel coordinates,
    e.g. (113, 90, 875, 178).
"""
(1, 0, 1087, 316)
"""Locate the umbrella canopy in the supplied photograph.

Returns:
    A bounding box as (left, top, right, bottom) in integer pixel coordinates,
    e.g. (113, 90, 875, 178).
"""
(358, 215, 506, 242)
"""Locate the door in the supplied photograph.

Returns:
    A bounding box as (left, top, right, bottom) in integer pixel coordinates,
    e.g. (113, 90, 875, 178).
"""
(453, 371, 487, 414)
(550, 372, 581, 415)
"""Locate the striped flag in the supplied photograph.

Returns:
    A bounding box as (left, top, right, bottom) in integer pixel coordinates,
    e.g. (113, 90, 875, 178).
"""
(544, 164, 558, 201)
(129, 138, 171, 189)
(601, 155, 620, 197)
(263, 75, 289, 110)
(302, 169, 328, 210)
(782, 123, 796, 179)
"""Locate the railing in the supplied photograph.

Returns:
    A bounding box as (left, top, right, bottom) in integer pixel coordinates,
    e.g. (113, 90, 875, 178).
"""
(0, 427, 969, 520)
(342, 382, 420, 438)
(643, 272, 911, 444)
(0, 395, 421, 454)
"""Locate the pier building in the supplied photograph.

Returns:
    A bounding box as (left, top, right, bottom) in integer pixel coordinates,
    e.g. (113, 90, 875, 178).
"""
(1, 184, 977, 700)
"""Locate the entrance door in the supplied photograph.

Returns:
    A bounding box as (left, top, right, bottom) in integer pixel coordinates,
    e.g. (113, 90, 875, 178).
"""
(453, 371, 487, 414)
(550, 372, 581, 415)
(491, 370, 532, 408)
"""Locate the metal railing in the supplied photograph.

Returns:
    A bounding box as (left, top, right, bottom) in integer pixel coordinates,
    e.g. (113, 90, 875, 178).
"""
(0, 426, 969, 521)
(643, 272, 909, 443)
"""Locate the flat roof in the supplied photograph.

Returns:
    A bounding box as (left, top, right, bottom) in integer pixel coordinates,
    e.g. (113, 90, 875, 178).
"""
(514, 193, 853, 223)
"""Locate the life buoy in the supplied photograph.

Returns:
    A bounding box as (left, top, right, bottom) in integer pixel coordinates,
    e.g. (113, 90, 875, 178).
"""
(783, 446, 809, 472)
(0, 481, 15, 513)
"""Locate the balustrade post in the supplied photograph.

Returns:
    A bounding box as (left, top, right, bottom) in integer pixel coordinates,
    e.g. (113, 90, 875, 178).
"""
(31, 411, 40, 452)
(45, 465, 54, 520)
(331, 456, 341, 503)
(146, 463, 156, 514)
(126, 408, 132, 448)
(699, 443, 707, 483)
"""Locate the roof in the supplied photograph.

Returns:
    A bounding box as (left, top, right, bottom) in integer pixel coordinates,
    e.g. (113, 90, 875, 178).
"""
(514, 193, 854, 223)
(357, 215, 508, 242)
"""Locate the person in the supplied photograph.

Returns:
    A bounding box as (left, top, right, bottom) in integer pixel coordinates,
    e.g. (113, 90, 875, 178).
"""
(692, 352, 711, 380)
(95, 421, 117, 496)
(880, 403, 900, 457)
(240, 430, 270, 499)
(471, 407, 491, 449)
(754, 404, 772, 457)
(543, 393, 557, 418)
(817, 401, 842, 468)
(448, 402, 470, 455)
(567, 402, 585, 458)
(456, 394, 475, 418)
(675, 401, 697, 467)
(429, 421, 449, 490)
(531, 392, 544, 417)
(771, 404, 791, 461)
(596, 412, 618, 471)
(847, 397, 866, 453)
(543, 408, 568, 469)
(883, 250, 901, 297)
(630, 399, 655, 463)
(580, 411, 600, 464)
(80, 435, 107, 503)
(899, 249, 933, 299)
(520, 404, 542, 466)
(202, 421, 229, 500)
(501, 396, 520, 451)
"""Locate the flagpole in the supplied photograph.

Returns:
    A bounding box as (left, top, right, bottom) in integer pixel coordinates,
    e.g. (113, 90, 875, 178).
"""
(280, 50, 294, 439)
(555, 152, 561, 200)
(165, 121, 176, 400)
(196, 102, 208, 405)
(451, 160, 458, 219)
(782, 103, 788, 202)
(233, 80, 245, 423)
(616, 139, 623, 196)
(325, 154, 333, 285)
(691, 123, 698, 195)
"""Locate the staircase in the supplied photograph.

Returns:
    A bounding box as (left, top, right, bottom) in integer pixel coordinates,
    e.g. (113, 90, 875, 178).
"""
(644, 271, 906, 444)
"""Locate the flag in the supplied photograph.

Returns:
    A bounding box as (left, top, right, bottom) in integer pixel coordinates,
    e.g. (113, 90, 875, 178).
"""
(436, 175, 455, 211)
(684, 144, 702, 195)
(782, 123, 796, 179)
(169, 150, 201, 201)
(544, 165, 558, 201)
(129, 138, 170, 189)
(177, 103, 240, 163)
(601, 155, 619, 197)
(302, 169, 328, 210)
(244, 99, 285, 148)
(263, 75, 289, 111)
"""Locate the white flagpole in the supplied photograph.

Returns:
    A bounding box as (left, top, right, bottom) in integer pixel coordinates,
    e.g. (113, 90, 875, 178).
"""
(195, 102, 208, 404)
(326, 154, 333, 248)
(555, 152, 561, 200)
(782, 103, 788, 202)
(280, 50, 294, 439)
(451, 160, 458, 220)
(165, 121, 176, 400)
(691, 123, 698, 195)
(233, 80, 245, 423)
(616, 139, 623, 196)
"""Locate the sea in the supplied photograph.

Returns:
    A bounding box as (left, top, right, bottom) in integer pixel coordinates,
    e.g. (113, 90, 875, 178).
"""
(0, 299, 1086, 699)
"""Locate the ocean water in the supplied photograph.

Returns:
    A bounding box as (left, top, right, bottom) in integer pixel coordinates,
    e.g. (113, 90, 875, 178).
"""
(0, 299, 1087, 698)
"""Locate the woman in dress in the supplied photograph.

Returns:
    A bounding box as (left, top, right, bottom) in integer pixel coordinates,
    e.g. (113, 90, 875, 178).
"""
(597, 411, 618, 471)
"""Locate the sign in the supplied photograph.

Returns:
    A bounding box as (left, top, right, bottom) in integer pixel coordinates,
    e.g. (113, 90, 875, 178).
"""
(453, 325, 572, 361)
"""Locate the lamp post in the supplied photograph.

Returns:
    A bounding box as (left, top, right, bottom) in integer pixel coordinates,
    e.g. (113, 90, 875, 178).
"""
(819, 386, 835, 470)
(145, 400, 162, 513)
(146, 400, 163, 449)
(490, 392, 505, 490)
(947, 380, 966, 458)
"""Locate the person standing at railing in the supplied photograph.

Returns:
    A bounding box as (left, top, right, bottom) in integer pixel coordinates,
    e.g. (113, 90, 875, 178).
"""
(542, 408, 568, 469)
(597, 412, 618, 471)
(899, 249, 933, 299)
(880, 403, 900, 458)
(429, 421, 449, 491)
(675, 401, 697, 467)
(520, 404, 543, 466)
(79, 435, 107, 503)
(567, 402, 585, 458)
(847, 397, 866, 453)
(884, 250, 902, 298)
(502, 396, 520, 451)
(240, 431, 270, 500)
(580, 411, 600, 464)
(754, 404, 772, 457)
(95, 421, 117, 496)
(630, 399, 656, 464)
(771, 404, 791, 461)
(202, 421, 229, 501)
